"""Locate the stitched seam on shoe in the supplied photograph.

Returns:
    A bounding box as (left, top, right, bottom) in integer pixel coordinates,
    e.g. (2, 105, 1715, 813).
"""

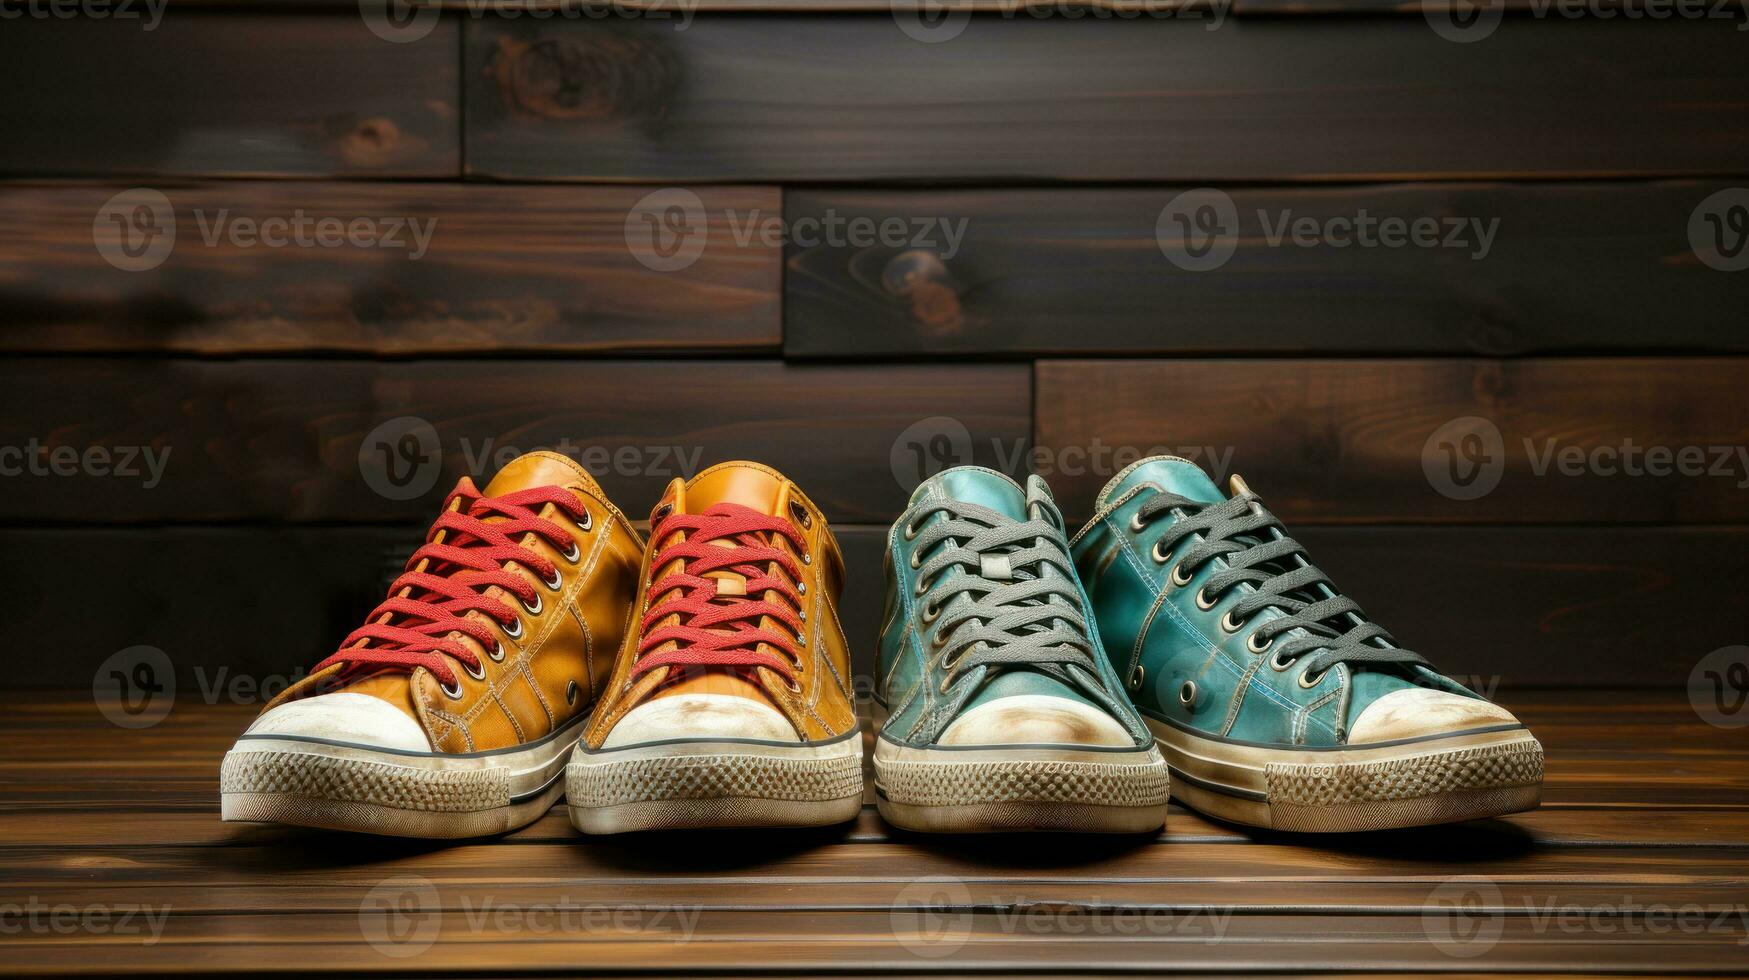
(1108, 521, 1287, 716)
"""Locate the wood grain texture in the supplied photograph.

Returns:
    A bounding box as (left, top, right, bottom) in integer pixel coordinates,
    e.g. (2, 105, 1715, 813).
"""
(0, 183, 780, 354)
(8, 525, 1738, 689)
(786, 182, 1749, 357)
(464, 15, 1749, 182)
(0, 358, 1027, 524)
(1034, 358, 1749, 524)
(0, 14, 459, 177)
(1, 693, 1746, 973)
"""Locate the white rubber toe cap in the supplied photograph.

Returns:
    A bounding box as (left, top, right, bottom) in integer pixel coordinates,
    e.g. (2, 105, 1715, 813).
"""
(602, 694, 800, 748)
(1348, 688, 1521, 745)
(939, 694, 1134, 747)
(245, 692, 431, 752)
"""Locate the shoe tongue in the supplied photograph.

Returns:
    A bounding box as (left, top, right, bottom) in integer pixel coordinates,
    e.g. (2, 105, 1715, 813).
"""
(482, 451, 604, 499)
(912, 466, 1029, 522)
(1098, 456, 1226, 509)
(683, 462, 786, 517)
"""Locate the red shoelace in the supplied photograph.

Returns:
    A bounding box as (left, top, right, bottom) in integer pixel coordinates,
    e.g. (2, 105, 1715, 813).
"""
(314, 480, 588, 689)
(633, 503, 806, 686)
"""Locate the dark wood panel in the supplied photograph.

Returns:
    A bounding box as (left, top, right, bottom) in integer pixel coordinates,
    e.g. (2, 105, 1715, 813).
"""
(465, 15, 1749, 182)
(8, 525, 1736, 690)
(0, 14, 459, 178)
(1035, 358, 1749, 524)
(787, 182, 1749, 357)
(0, 183, 779, 354)
(0, 359, 1028, 524)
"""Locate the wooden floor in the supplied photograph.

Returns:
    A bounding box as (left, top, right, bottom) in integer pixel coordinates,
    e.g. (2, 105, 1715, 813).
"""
(2, 691, 1745, 976)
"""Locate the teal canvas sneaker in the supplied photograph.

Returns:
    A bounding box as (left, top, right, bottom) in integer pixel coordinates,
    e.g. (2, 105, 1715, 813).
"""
(874, 466, 1170, 833)
(1071, 456, 1543, 832)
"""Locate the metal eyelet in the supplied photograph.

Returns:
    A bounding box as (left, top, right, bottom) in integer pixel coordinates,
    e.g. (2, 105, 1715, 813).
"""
(464, 658, 486, 682)
(909, 552, 921, 570)
(561, 540, 581, 563)
(790, 500, 812, 529)
(522, 592, 543, 616)
(938, 674, 955, 695)
(441, 677, 463, 700)
(1269, 651, 1295, 672)
(802, 552, 812, 566)
(931, 627, 948, 648)
(503, 616, 523, 640)
(488, 639, 506, 662)
(1170, 562, 1193, 588)
(543, 566, 563, 591)
(1220, 611, 1244, 634)
(913, 578, 928, 598)
(797, 581, 807, 596)
(1179, 680, 1197, 706)
(1130, 513, 1149, 534)
(1151, 540, 1171, 564)
(1247, 632, 1273, 655)
(920, 600, 941, 625)
(903, 520, 920, 541)
(565, 680, 579, 705)
(575, 511, 593, 533)
(1298, 666, 1327, 689)
(1129, 665, 1145, 690)
(1195, 587, 1218, 611)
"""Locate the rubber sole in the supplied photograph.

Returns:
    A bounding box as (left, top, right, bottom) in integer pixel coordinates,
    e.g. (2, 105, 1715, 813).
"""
(219, 717, 583, 838)
(872, 739, 1170, 834)
(567, 732, 864, 834)
(1151, 717, 1545, 832)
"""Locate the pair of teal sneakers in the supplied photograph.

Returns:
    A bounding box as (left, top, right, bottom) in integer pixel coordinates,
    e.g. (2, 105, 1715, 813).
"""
(874, 458, 1544, 834)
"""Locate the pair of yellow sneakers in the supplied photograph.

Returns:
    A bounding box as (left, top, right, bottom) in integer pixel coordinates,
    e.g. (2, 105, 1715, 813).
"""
(219, 454, 863, 836)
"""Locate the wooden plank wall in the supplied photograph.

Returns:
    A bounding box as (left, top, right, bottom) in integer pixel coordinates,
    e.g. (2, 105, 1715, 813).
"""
(2, 6, 1745, 694)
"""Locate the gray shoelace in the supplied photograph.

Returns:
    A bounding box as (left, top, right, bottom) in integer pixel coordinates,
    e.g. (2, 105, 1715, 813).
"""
(1134, 490, 1432, 681)
(907, 499, 1102, 693)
